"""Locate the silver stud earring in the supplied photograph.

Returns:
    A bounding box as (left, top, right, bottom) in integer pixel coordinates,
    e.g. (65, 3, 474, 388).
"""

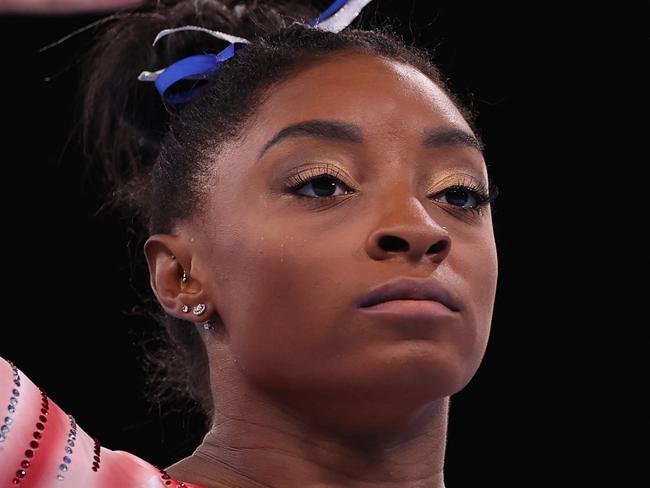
(192, 303, 206, 316)
(181, 305, 190, 313)
(181, 271, 188, 283)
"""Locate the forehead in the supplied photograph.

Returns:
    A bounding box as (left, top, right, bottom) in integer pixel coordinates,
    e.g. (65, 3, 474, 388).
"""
(246, 52, 473, 143)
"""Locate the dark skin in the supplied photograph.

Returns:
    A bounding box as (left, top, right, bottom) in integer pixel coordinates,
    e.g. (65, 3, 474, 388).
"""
(145, 52, 498, 488)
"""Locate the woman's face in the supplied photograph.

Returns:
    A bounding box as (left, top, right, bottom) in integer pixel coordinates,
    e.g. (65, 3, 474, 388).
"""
(188, 52, 498, 433)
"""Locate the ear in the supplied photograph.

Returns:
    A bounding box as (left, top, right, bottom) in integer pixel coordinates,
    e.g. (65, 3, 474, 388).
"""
(143, 233, 214, 323)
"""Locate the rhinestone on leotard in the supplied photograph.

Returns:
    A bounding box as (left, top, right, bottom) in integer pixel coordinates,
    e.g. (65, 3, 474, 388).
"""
(2, 362, 22, 444)
(10, 387, 49, 485)
(55, 415, 78, 482)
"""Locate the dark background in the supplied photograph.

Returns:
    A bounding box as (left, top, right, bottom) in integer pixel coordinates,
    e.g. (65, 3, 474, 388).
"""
(1, 1, 641, 486)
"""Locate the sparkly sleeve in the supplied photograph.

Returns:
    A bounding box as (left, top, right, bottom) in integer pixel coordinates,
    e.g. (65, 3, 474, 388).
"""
(0, 356, 205, 488)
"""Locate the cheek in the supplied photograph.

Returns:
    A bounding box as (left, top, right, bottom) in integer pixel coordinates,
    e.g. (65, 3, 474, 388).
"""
(212, 223, 348, 390)
(475, 234, 498, 332)
(450, 232, 498, 382)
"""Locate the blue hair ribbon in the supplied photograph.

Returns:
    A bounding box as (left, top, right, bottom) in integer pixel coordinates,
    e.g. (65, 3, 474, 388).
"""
(154, 44, 239, 105)
(137, 0, 375, 104)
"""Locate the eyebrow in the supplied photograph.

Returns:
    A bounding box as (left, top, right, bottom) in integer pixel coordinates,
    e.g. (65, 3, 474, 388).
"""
(257, 119, 484, 159)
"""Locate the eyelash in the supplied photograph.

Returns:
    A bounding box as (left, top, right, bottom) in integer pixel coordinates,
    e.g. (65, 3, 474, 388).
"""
(436, 175, 499, 216)
(284, 165, 499, 215)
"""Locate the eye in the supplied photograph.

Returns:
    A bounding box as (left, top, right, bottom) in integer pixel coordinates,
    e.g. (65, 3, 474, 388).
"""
(291, 174, 353, 198)
(284, 163, 355, 201)
(437, 185, 483, 209)
(431, 180, 498, 215)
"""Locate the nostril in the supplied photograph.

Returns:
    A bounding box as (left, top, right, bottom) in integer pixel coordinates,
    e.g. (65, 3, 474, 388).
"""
(428, 240, 447, 254)
(378, 235, 409, 252)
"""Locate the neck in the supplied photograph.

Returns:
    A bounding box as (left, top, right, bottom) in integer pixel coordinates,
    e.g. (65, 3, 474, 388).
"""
(167, 344, 449, 488)
(167, 397, 449, 488)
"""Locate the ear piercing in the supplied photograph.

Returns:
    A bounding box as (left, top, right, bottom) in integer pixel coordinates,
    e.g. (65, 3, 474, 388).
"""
(181, 270, 188, 283)
(180, 303, 213, 329)
(181, 303, 206, 314)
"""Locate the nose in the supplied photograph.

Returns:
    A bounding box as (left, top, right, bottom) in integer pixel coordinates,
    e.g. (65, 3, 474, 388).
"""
(364, 200, 451, 265)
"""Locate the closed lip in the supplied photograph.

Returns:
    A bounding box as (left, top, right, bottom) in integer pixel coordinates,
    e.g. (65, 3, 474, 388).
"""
(357, 277, 461, 312)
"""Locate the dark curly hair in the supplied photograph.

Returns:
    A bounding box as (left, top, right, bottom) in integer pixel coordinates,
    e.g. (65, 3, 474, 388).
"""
(78, 0, 481, 428)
